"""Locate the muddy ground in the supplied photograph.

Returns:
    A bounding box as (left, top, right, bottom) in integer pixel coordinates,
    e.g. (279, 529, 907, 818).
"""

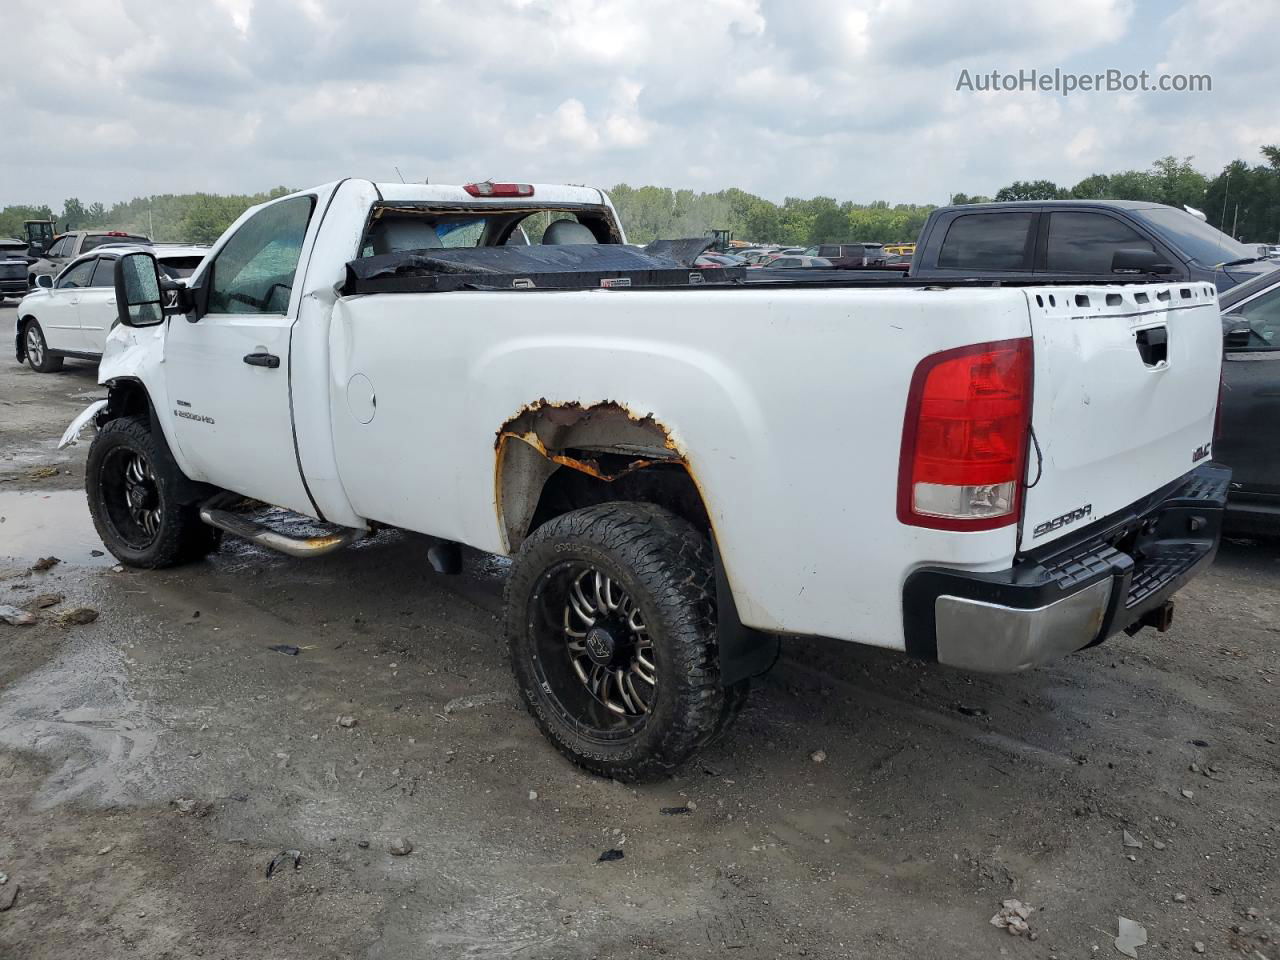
(1, 301, 1277, 959)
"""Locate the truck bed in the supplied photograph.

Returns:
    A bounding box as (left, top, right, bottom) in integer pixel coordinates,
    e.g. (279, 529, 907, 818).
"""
(343, 242, 1186, 295)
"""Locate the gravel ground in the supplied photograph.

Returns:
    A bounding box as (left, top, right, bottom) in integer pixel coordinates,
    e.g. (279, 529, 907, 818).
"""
(1, 301, 1277, 959)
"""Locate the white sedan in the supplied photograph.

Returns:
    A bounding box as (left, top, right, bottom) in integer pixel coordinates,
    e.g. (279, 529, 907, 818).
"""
(15, 245, 208, 372)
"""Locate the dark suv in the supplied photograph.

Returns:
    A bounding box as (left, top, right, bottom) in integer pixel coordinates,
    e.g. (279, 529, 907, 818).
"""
(0, 239, 29, 301)
(909, 200, 1274, 291)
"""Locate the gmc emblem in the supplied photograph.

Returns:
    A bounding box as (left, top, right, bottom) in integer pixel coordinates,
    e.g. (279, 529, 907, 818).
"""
(1192, 443, 1211, 463)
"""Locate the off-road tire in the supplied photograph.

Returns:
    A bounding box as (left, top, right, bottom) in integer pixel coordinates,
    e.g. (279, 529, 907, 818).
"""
(506, 502, 740, 781)
(23, 319, 64, 373)
(712, 678, 751, 743)
(86, 416, 220, 568)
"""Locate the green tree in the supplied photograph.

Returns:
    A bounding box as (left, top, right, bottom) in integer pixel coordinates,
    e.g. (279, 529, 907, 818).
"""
(994, 180, 1066, 201)
(1069, 174, 1112, 199)
(1204, 152, 1280, 241)
(61, 197, 87, 229)
(1150, 156, 1207, 209)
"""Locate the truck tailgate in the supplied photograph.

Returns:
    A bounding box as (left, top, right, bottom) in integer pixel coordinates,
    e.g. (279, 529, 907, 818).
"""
(1020, 282, 1222, 551)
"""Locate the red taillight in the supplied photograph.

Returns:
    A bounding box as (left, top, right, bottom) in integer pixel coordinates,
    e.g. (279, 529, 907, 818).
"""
(463, 181, 534, 198)
(106, 230, 128, 236)
(898, 338, 1033, 531)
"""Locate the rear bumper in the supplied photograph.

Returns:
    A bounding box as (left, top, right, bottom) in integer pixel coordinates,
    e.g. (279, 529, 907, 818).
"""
(903, 464, 1229, 673)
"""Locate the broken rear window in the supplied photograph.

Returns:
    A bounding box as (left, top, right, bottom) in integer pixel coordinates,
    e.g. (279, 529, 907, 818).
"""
(359, 205, 618, 258)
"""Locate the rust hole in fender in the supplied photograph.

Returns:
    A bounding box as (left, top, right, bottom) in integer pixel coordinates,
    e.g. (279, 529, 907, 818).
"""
(495, 398, 682, 476)
(494, 400, 691, 548)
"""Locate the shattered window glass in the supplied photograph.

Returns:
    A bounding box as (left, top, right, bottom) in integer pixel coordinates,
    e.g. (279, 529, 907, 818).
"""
(207, 195, 315, 315)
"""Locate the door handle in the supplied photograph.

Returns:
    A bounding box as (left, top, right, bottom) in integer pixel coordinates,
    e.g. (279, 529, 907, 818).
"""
(243, 352, 280, 369)
(1135, 326, 1168, 367)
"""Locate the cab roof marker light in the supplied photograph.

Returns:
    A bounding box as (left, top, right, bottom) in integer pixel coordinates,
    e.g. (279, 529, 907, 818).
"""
(464, 182, 535, 198)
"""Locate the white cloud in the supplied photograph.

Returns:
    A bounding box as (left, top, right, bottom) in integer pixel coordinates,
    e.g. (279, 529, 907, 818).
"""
(0, 0, 1272, 211)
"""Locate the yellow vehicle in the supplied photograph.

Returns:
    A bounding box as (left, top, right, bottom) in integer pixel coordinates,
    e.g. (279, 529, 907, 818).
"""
(882, 242, 916, 256)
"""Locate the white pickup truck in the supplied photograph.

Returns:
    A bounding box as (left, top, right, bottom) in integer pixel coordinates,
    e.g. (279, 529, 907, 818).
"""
(65, 179, 1229, 780)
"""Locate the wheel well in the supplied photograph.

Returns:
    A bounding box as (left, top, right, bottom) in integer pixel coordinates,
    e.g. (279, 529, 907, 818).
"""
(103, 379, 152, 421)
(99, 379, 218, 506)
(495, 400, 711, 550)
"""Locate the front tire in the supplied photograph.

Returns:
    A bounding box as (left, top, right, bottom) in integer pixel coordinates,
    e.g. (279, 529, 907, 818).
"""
(23, 319, 63, 373)
(505, 502, 737, 781)
(86, 416, 221, 568)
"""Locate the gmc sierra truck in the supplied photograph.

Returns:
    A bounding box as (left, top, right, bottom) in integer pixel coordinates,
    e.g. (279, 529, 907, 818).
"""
(62, 178, 1229, 780)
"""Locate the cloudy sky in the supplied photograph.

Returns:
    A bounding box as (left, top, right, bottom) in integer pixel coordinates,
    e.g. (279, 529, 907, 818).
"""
(2, 0, 1275, 209)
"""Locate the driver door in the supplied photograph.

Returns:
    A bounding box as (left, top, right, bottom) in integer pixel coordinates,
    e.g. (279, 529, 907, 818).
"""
(163, 194, 317, 514)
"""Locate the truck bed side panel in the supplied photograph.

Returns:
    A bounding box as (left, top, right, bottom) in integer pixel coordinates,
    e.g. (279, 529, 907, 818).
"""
(328, 286, 1032, 649)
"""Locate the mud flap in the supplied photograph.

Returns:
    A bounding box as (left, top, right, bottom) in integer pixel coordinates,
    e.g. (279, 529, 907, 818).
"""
(714, 539, 779, 687)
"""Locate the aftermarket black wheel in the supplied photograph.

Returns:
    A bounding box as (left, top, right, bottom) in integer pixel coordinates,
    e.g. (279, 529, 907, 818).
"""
(86, 416, 220, 568)
(505, 502, 738, 781)
(23, 319, 63, 373)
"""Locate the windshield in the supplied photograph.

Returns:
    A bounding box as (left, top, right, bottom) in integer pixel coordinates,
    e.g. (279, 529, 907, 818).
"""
(1132, 208, 1253, 265)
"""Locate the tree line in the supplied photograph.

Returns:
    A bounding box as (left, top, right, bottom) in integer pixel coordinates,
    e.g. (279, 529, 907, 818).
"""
(0, 187, 295, 245)
(952, 148, 1280, 243)
(3, 147, 1278, 249)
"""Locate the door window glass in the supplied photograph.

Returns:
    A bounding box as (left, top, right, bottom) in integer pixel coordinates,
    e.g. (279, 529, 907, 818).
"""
(1045, 212, 1155, 274)
(937, 212, 1034, 270)
(90, 257, 116, 287)
(56, 259, 96, 288)
(207, 195, 315, 315)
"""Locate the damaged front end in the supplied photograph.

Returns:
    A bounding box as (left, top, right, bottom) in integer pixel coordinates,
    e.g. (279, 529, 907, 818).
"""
(58, 399, 109, 448)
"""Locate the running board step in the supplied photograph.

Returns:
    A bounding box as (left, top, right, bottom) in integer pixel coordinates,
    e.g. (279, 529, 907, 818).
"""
(199, 507, 363, 558)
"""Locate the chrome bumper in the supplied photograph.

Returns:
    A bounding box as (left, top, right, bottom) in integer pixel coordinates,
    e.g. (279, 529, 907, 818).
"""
(934, 580, 1112, 672)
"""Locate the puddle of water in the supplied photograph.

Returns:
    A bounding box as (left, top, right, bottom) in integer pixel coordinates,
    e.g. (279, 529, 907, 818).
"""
(0, 489, 113, 566)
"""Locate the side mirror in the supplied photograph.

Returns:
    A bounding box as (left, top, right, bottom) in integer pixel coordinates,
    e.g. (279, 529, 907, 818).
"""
(35, 274, 53, 289)
(1222, 314, 1253, 350)
(1111, 248, 1175, 274)
(114, 252, 165, 327)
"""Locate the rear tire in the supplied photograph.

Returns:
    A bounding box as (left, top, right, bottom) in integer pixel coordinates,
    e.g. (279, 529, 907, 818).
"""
(505, 502, 741, 781)
(86, 416, 221, 568)
(23, 319, 63, 373)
